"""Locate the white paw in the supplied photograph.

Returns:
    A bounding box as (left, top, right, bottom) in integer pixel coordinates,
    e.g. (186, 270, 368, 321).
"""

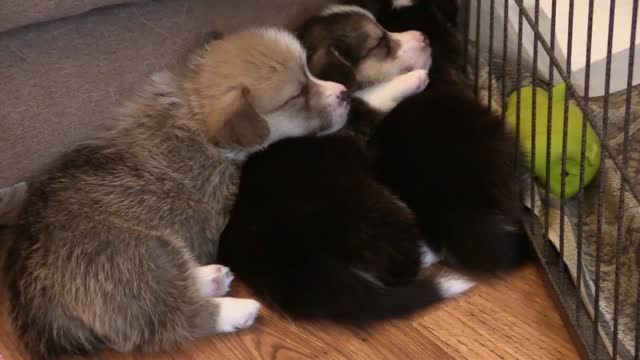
(354, 69, 428, 114)
(392, 69, 429, 96)
(214, 297, 261, 333)
(196, 264, 234, 297)
(435, 273, 475, 298)
(419, 244, 441, 268)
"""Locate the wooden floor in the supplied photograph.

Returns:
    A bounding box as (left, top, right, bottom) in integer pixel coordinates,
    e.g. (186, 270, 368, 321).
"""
(0, 263, 579, 360)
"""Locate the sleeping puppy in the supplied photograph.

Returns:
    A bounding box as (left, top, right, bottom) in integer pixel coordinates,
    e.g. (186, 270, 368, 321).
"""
(5, 28, 350, 359)
(298, 4, 431, 90)
(218, 7, 474, 324)
(343, 0, 531, 272)
(350, 0, 465, 86)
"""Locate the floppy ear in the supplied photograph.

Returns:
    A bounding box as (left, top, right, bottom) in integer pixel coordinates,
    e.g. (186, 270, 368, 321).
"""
(308, 46, 358, 90)
(205, 87, 270, 150)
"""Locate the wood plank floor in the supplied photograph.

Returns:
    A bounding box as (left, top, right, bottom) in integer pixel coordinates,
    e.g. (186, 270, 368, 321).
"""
(0, 259, 579, 360)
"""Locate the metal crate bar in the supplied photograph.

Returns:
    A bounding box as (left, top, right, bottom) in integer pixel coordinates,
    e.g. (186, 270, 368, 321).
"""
(511, 0, 640, 208)
(463, 0, 640, 358)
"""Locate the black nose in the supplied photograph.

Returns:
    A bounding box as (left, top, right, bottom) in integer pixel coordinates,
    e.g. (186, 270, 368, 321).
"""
(338, 90, 351, 103)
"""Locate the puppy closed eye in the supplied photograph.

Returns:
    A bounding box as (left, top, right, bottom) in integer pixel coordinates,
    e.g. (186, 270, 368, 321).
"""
(366, 35, 390, 56)
(277, 84, 309, 109)
(292, 84, 309, 100)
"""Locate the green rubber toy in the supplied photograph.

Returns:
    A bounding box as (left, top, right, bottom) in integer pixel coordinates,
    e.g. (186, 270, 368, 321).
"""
(505, 84, 601, 199)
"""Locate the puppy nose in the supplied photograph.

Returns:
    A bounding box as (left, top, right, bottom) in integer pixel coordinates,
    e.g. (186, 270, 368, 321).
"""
(406, 30, 427, 48)
(313, 78, 349, 102)
(338, 89, 351, 104)
(415, 33, 428, 48)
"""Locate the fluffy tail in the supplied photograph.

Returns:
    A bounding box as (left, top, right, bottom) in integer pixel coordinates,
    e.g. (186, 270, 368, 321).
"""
(221, 250, 473, 323)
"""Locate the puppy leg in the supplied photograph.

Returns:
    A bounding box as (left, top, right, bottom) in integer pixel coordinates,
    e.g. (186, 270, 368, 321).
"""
(192, 266, 261, 334)
(183, 297, 261, 340)
(354, 69, 429, 114)
(195, 264, 234, 297)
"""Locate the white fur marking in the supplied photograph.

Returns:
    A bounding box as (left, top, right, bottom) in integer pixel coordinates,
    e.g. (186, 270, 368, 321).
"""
(321, 5, 375, 20)
(222, 149, 250, 162)
(195, 264, 234, 297)
(503, 224, 519, 232)
(419, 245, 441, 268)
(352, 268, 386, 287)
(435, 273, 476, 298)
(354, 69, 429, 113)
(214, 297, 261, 332)
(392, 0, 415, 8)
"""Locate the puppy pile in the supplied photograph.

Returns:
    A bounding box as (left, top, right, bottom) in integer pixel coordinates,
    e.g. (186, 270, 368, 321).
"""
(5, 0, 528, 359)
(219, 0, 528, 323)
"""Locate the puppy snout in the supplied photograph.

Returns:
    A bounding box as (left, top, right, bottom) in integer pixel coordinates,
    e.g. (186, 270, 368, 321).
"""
(318, 80, 348, 100)
(412, 31, 427, 48)
(328, 82, 347, 96)
(338, 89, 351, 104)
(400, 30, 427, 49)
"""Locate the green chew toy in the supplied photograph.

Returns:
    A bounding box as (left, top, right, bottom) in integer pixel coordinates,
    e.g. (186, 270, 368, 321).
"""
(505, 84, 601, 199)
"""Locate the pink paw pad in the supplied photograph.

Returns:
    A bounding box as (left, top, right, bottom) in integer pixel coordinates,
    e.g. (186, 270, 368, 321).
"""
(196, 264, 234, 297)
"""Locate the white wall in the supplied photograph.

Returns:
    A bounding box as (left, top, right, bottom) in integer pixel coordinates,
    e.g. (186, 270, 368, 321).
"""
(468, 0, 640, 98)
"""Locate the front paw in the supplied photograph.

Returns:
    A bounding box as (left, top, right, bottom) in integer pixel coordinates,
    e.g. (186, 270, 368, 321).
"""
(214, 297, 261, 332)
(391, 69, 429, 99)
(354, 69, 428, 114)
(196, 264, 234, 297)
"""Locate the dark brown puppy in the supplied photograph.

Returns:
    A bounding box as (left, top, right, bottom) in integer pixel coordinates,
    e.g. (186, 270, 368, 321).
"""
(6, 28, 350, 359)
(352, 0, 531, 272)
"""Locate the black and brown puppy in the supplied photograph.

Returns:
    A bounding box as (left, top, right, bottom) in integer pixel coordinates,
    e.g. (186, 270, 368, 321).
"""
(353, 0, 531, 272)
(218, 6, 473, 324)
(299, 5, 431, 90)
(6, 28, 351, 359)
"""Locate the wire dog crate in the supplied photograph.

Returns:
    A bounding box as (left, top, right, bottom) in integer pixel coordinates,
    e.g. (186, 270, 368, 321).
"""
(459, 0, 640, 358)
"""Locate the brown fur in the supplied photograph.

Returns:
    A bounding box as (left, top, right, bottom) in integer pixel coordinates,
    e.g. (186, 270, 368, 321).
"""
(5, 27, 349, 359)
(205, 87, 271, 149)
(298, 5, 430, 89)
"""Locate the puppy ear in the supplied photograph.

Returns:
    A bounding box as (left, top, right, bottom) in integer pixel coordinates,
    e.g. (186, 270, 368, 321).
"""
(206, 87, 270, 150)
(308, 46, 358, 90)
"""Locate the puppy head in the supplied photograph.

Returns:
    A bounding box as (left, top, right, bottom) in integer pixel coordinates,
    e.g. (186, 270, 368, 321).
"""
(185, 28, 350, 151)
(297, 5, 431, 89)
(365, 0, 463, 84)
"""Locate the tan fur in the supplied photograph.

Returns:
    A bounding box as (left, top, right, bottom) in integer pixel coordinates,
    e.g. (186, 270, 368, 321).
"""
(5, 27, 348, 359)
(205, 87, 270, 149)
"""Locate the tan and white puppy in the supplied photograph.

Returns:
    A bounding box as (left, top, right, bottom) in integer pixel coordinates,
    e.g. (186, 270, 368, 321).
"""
(6, 27, 349, 360)
(298, 4, 431, 89)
